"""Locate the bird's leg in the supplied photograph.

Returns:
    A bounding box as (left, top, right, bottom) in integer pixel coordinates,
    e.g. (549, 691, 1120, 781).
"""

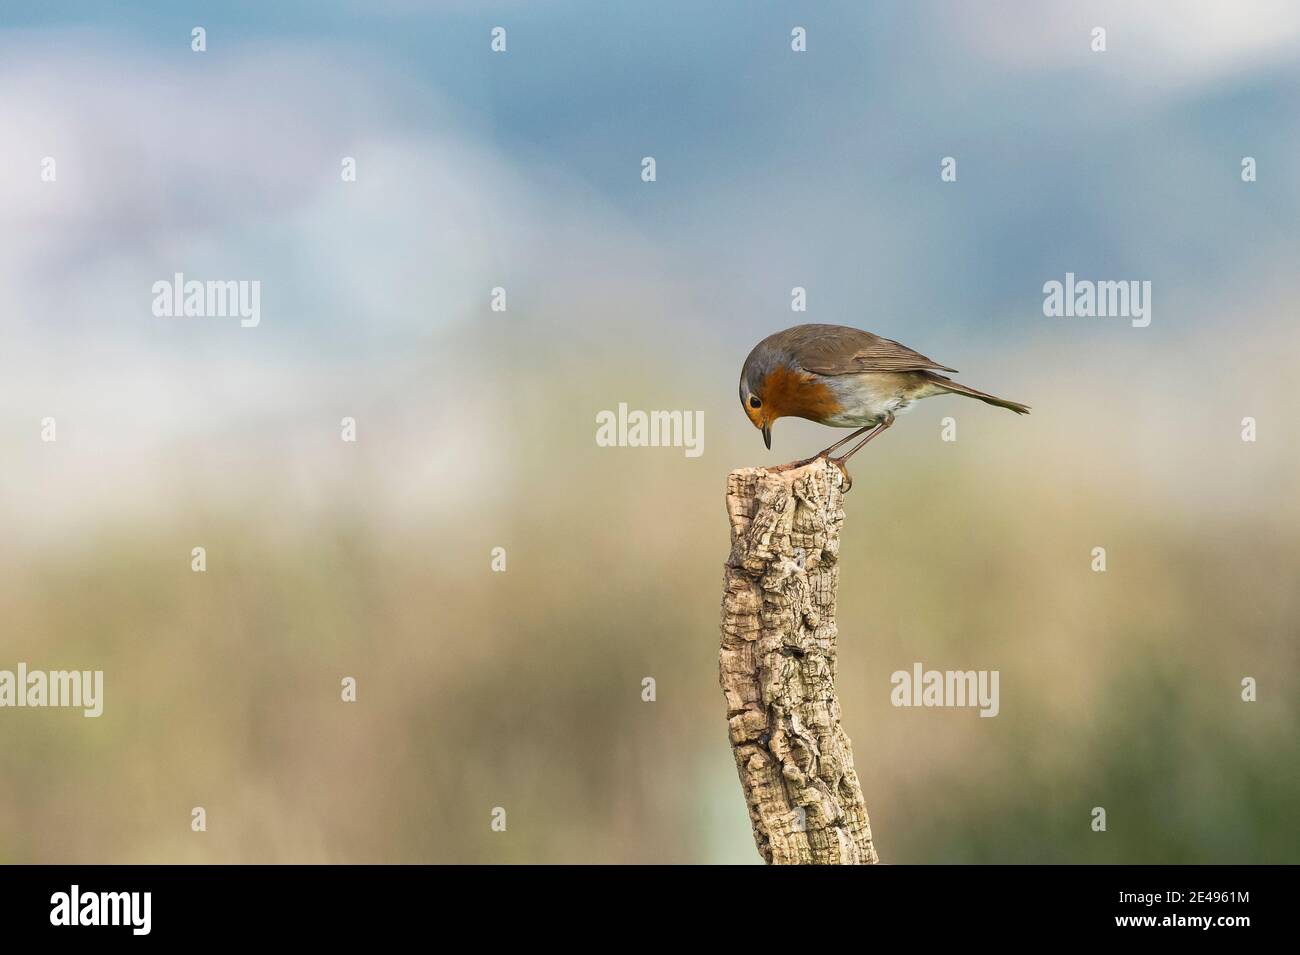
(777, 426, 872, 472)
(829, 413, 894, 492)
(815, 426, 872, 460)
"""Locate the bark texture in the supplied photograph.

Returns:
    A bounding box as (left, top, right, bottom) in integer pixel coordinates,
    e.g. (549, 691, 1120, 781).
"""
(719, 457, 879, 865)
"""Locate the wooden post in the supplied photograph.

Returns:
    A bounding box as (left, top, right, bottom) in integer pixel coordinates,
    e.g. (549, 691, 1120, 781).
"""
(719, 457, 880, 865)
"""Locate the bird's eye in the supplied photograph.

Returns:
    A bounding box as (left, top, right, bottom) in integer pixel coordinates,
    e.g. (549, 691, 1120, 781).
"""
(749, 396, 762, 409)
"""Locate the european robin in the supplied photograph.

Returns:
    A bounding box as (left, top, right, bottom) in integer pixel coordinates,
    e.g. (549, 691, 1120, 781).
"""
(739, 324, 1029, 489)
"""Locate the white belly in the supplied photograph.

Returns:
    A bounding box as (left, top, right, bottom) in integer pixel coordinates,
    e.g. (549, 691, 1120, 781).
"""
(818, 373, 946, 427)
(822, 395, 911, 427)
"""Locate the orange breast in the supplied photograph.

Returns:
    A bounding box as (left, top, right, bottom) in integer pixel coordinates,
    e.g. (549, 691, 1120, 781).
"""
(761, 365, 842, 423)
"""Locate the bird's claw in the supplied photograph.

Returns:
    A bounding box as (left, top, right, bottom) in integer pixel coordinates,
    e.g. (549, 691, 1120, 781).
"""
(828, 457, 853, 493)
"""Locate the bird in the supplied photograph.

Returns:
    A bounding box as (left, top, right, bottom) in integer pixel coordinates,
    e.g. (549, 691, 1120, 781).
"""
(739, 324, 1029, 490)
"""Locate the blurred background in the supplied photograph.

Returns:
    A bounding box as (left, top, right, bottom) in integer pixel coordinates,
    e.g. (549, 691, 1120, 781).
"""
(1, 1, 1297, 863)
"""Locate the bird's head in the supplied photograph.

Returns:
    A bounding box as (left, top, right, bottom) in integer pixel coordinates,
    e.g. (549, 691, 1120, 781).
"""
(739, 345, 781, 449)
(740, 337, 843, 451)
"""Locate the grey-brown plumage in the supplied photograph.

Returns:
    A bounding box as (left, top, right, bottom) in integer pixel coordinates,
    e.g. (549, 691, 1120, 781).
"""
(764, 323, 958, 376)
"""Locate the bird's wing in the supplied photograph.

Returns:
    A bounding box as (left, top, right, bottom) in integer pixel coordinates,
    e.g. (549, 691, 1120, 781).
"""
(792, 326, 958, 375)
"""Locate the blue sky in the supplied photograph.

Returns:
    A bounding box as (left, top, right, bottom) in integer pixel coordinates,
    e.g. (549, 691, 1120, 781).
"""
(3, 1, 1299, 528)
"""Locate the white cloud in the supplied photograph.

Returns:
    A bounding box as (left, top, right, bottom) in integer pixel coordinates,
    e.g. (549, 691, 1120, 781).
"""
(951, 1, 1300, 85)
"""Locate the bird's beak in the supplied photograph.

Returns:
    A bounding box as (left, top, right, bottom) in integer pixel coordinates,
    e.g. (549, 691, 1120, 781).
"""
(762, 422, 771, 449)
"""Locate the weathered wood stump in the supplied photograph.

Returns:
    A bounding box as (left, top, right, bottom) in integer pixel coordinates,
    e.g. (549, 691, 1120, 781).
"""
(719, 457, 879, 865)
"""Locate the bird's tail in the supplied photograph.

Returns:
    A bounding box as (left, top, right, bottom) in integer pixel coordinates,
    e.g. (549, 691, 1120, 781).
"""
(927, 375, 1031, 415)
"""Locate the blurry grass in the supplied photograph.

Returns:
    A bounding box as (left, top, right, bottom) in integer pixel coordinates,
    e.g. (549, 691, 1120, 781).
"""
(1, 343, 1297, 863)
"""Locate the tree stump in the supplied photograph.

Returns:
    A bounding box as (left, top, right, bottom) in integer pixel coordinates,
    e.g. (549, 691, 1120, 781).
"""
(719, 457, 879, 865)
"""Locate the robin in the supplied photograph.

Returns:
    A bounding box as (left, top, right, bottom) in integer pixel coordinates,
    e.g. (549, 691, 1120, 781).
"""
(739, 324, 1029, 489)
